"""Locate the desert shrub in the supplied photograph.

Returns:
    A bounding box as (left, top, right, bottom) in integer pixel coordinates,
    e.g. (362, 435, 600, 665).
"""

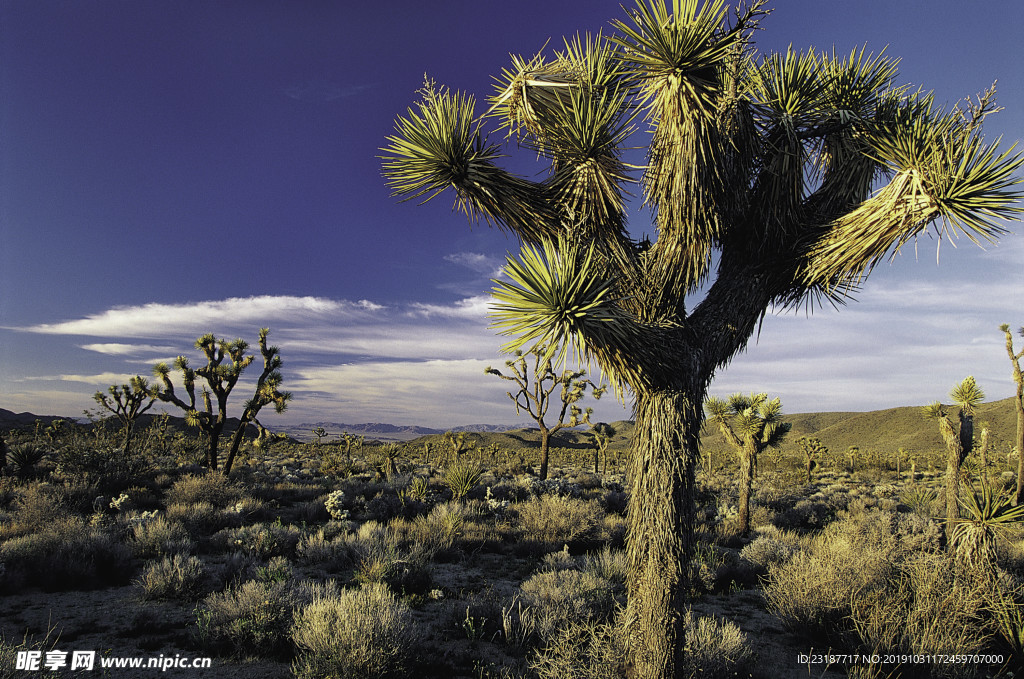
(581, 545, 628, 585)
(530, 619, 625, 679)
(1, 484, 68, 539)
(165, 473, 244, 509)
(0, 516, 131, 591)
(296, 529, 353, 568)
(290, 582, 418, 679)
(740, 535, 797, 572)
(127, 514, 193, 558)
(365, 492, 404, 522)
(349, 522, 433, 595)
(165, 501, 236, 534)
(518, 495, 603, 545)
(764, 510, 903, 638)
(195, 579, 297, 658)
(518, 569, 617, 642)
(773, 498, 835, 531)
(136, 554, 206, 601)
(212, 522, 302, 559)
(849, 554, 993, 679)
(683, 609, 753, 677)
(895, 512, 944, 554)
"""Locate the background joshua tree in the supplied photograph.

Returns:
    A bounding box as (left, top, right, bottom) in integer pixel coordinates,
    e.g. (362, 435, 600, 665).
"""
(590, 421, 617, 475)
(923, 376, 984, 532)
(706, 393, 791, 534)
(381, 0, 1023, 672)
(153, 328, 290, 475)
(485, 347, 604, 479)
(797, 436, 827, 484)
(1000, 324, 1024, 504)
(92, 376, 157, 456)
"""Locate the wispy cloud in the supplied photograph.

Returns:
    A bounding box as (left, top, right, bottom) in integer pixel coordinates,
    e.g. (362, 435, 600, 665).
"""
(444, 252, 504, 277)
(80, 343, 180, 356)
(284, 79, 375, 102)
(17, 296, 381, 338)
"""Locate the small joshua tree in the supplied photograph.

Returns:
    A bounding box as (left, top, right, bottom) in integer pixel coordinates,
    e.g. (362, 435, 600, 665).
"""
(1000, 324, 1024, 504)
(93, 376, 158, 456)
(923, 376, 984, 532)
(311, 427, 328, 446)
(590, 422, 617, 475)
(706, 393, 791, 535)
(797, 436, 827, 484)
(153, 328, 290, 475)
(486, 347, 604, 480)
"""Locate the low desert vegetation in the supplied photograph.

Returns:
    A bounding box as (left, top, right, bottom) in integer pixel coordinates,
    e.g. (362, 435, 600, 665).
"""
(2, 399, 1023, 678)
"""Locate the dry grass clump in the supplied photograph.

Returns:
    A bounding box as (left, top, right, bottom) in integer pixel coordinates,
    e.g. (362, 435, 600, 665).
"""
(529, 619, 625, 679)
(517, 495, 603, 544)
(348, 521, 433, 595)
(683, 609, 753, 677)
(0, 484, 67, 540)
(164, 500, 242, 534)
(165, 472, 245, 508)
(764, 510, 903, 637)
(127, 514, 193, 558)
(517, 568, 618, 642)
(0, 515, 131, 591)
(195, 578, 297, 658)
(212, 522, 302, 559)
(290, 582, 418, 679)
(136, 554, 206, 601)
(740, 533, 798, 571)
(849, 554, 994, 679)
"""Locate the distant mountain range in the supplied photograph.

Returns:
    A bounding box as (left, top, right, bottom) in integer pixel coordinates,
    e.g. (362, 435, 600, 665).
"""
(284, 421, 525, 442)
(2, 396, 1020, 453)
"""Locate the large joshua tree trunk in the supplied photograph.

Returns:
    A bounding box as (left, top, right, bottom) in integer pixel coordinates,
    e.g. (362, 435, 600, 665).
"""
(624, 387, 704, 679)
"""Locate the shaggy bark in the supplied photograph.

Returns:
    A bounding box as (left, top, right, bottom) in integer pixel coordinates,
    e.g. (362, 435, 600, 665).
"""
(624, 388, 702, 679)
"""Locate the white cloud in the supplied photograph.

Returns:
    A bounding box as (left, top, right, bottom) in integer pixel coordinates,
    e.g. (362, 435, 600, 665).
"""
(80, 343, 180, 355)
(444, 252, 504, 277)
(18, 296, 376, 338)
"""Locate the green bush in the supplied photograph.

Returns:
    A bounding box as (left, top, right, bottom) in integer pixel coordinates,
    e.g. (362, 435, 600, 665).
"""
(136, 554, 206, 601)
(290, 582, 418, 679)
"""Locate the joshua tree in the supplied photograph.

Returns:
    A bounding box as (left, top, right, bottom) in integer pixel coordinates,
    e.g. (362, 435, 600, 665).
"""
(93, 375, 157, 456)
(923, 376, 985, 532)
(485, 347, 604, 479)
(590, 421, 617, 475)
(153, 328, 290, 474)
(1000, 324, 1024, 504)
(440, 430, 475, 466)
(797, 436, 827, 484)
(706, 393, 791, 534)
(311, 427, 328, 445)
(381, 1, 1022, 672)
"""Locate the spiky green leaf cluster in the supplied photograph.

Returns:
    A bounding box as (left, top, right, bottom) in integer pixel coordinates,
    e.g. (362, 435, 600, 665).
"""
(382, 0, 1023, 401)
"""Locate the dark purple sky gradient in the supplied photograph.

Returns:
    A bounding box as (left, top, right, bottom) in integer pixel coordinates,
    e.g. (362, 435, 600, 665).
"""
(2, 1, 1022, 427)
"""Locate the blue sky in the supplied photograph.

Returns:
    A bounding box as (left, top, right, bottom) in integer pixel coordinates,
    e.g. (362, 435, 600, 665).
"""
(1, 0, 1022, 429)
